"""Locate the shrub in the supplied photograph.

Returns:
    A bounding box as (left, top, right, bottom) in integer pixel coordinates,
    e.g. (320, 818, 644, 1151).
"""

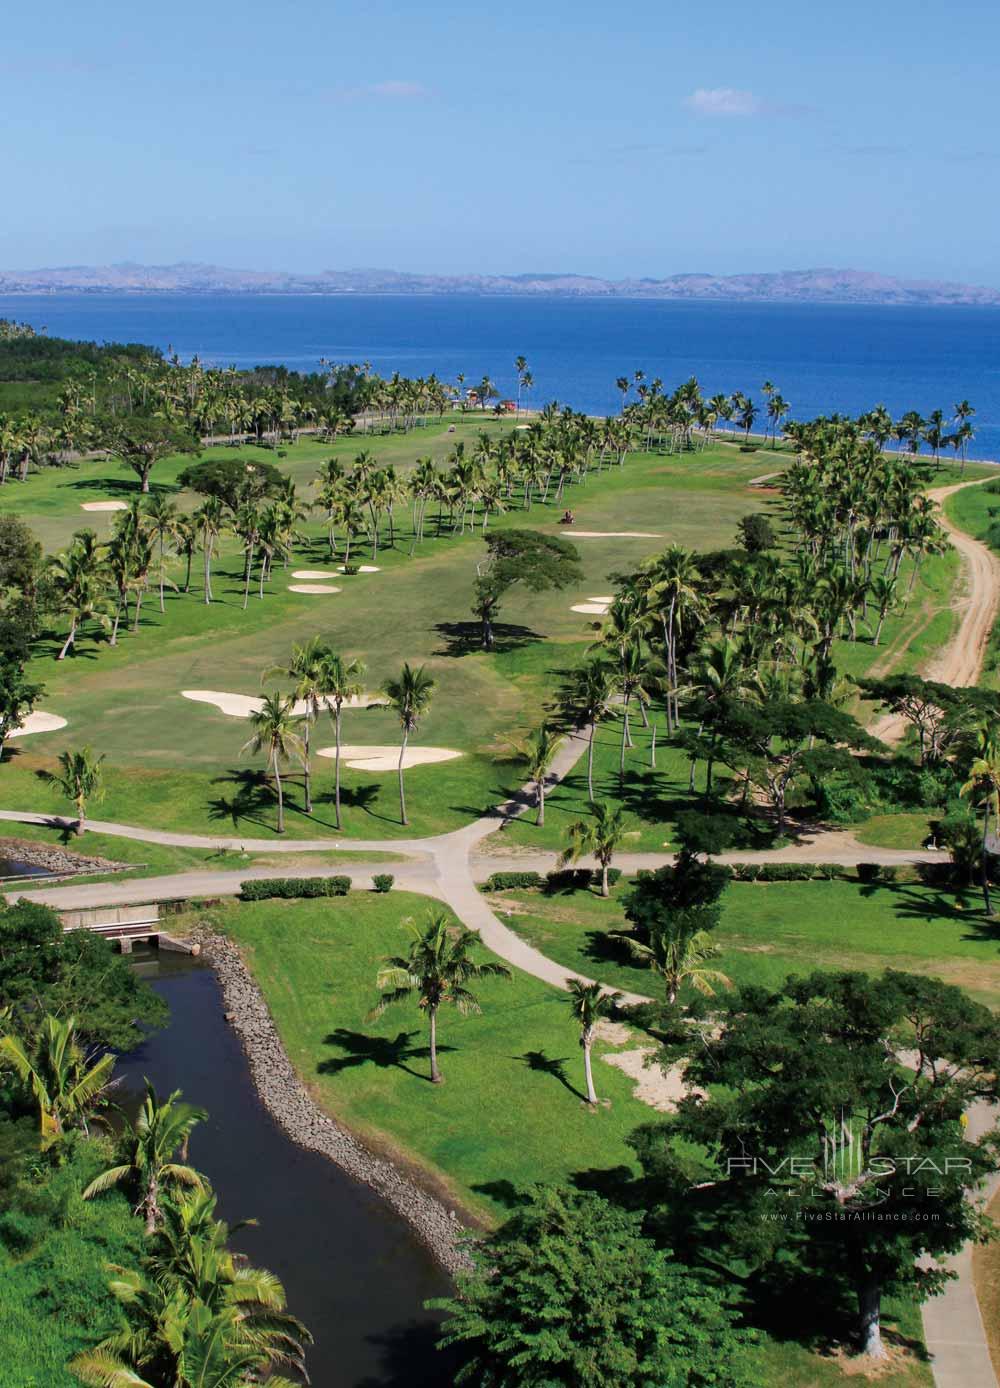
(240, 876, 350, 900)
(544, 868, 622, 894)
(484, 871, 544, 892)
(342, 563, 360, 576)
(372, 874, 394, 893)
(730, 863, 843, 883)
(855, 863, 883, 884)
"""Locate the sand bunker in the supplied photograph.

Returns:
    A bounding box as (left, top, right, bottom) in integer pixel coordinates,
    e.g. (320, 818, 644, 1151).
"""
(80, 500, 128, 512)
(602, 1049, 692, 1112)
(291, 569, 337, 579)
(567, 530, 662, 539)
(288, 584, 341, 594)
(334, 564, 380, 573)
(316, 744, 462, 772)
(182, 690, 385, 719)
(572, 595, 614, 615)
(8, 711, 68, 739)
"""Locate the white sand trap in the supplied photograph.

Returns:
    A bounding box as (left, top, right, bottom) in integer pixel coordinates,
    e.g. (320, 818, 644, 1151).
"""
(316, 744, 462, 772)
(8, 711, 67, 739)
(602, 1050, 693, 1113)
(292, 569, 338, 579)
(572, 602, 611, 615)
(287, 584, 342, 594)
(182, 690, 385, 719)
(334, 564, 381, 573)
(80, 500, 128, 512)
(568, 530, 662, 539)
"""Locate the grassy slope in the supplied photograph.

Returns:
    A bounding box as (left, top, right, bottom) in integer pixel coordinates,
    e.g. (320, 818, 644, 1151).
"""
(221, 887, 932, 1386)
(496, 877, 1000, 1010)
(214, 892, 653, 1221)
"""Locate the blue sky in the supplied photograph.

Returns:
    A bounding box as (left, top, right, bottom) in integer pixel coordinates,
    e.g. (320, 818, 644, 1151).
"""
(3, 0, 998, 283)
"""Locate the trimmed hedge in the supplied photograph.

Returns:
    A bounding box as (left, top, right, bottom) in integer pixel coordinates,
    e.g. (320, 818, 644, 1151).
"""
(484, 871, 544, 892)
(372, 874, 394, 893)
(729, 863, 845, 883)
(545, 867, 623, 893)
(240, 876, 351, 900)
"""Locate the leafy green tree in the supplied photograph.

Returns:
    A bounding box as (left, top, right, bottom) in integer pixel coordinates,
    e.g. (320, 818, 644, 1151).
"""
(0, 658, 43, 757)
(111, 419, 198, 493)
(473, 529, 582, 649)
(433, 1186, 760, 1386)
(241, 693, 302, 834)
(0, 1013, 115, 1145)
(736, 513, 776, 554)
(39, 746, 105, 834)
(634, 970, 1000, 1359)
(566, 980, 623, 1104)
(961, 727, 1000, 914)
(0, 898, 166, 1050)
(178, 455, 284, 509)
(383, 662, 435, 826)
(560, 801, 628, 897)
(366, 912, 511, 1083)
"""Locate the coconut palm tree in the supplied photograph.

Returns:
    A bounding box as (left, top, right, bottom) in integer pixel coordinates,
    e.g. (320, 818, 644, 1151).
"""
(617, 917, 731, 1006)
(0, 1014, 115, 1146)
(559, 802, 628, 897)
(263, 638, 330, 815)
(143, 494, 181, 613)
(319, 650, 366, 831)
(960, 728, 1000, 915)
(383, 663, 435, 826)
(194, 497, 225, 605)
(366, 912, 511, 1083)
(241, 693, 303, 834)
(174, 514, 198, 593)
(39, 746, 105, 835)
(512, 722, 561, 826)
(565, 979, 623, 1104)
(565, 659, 615, 800)
(46, 530, 112, 660)
(83, 1081, 208, 1234)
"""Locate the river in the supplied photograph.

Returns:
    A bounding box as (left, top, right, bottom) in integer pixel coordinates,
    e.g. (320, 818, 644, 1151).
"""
(117, 946, 457, 1387)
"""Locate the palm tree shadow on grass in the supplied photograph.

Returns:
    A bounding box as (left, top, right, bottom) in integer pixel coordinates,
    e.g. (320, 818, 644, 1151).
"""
(65, 476, 177, 498)
(318, 1028, 455, 1083)
(882, 882, 1000, 940)
(516, 1049, 588, 1103)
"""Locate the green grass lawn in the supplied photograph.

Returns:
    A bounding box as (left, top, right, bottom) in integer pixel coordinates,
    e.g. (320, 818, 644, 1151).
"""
(0, 821, 401, 882)
(496, 877, 1000, 1010)
(215, 891, 655, 1221)
(217, 885, 934, 1386)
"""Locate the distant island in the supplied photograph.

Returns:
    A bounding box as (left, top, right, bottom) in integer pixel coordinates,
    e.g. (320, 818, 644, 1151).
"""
(1, 262, 999, 306)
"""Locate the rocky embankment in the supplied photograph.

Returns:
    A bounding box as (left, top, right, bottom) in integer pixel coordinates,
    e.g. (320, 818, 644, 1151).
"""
(195, 930, 473, 1276)
(0, 836, 127, 877)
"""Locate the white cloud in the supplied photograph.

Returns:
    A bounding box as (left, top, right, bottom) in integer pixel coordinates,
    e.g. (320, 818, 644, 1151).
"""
(686, 87, 761, 117)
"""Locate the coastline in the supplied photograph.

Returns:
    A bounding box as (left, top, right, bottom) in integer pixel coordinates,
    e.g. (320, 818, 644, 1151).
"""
(194, 928, 475, 1277)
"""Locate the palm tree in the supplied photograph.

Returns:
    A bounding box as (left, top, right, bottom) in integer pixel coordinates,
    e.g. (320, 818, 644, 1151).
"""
(565, 659, 615, 800)
(46, 530, 112, 660)
(960, 728, 1000, 915)
(319, 650, 366, 831)
(559, 802, 628, 897)
(513, 722, 561, 826)
(143, 494, 181, 613)
(241, 693, 303, 834)
(514, 355, 528, 417)
(383, 663, 435, 826)
(174, 514, 197, 593)
(366, 912, 511, 1083)
(83, 1081, 208, 1234)
(194, 497, 225, 605)
(617, 918, 731, 1006)
(263, 638, 329, 815)
(869, 573, 898, 646)
(954, 400, 975, 474)
(0, 1014, 114, 1146)
(565, 979, 622, 1104)
(39, 746, 105, 834)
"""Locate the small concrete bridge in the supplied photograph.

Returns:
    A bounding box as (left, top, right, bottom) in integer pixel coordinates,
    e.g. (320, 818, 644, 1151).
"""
(58, 901, 200, 955)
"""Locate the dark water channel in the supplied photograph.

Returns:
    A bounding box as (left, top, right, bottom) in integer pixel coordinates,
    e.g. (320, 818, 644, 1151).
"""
(118, 947, 457, 1387)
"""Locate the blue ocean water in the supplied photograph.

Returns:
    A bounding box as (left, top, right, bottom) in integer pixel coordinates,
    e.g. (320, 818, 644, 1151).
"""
(2, 292, 999, 460)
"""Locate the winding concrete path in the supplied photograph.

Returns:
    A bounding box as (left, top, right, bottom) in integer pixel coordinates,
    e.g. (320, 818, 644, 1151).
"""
(3, 479, 999, 1380)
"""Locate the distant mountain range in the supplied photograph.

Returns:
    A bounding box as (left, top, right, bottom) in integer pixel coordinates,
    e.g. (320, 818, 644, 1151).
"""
(2, 262, 999, 306)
